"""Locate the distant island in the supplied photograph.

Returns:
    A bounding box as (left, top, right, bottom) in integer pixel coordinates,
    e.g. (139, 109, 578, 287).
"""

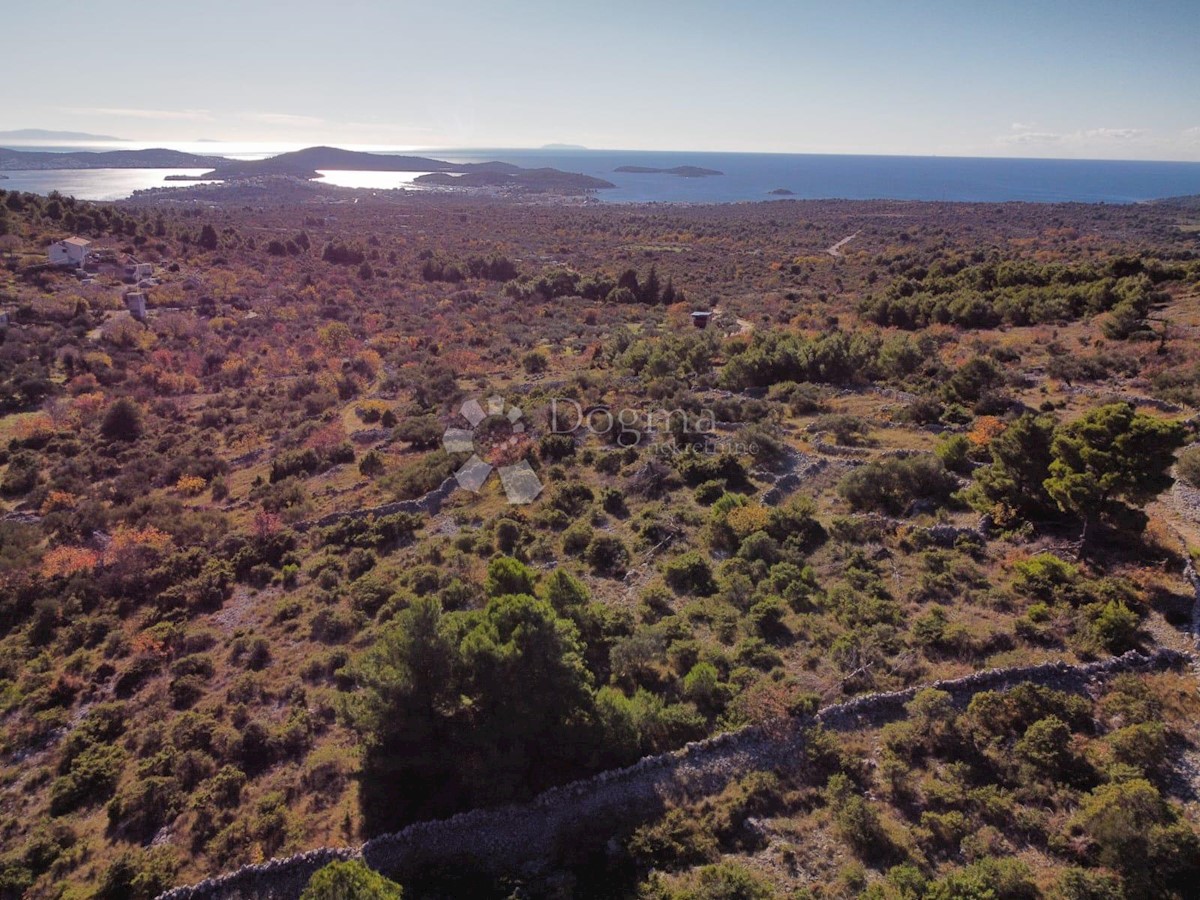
(0, 128, 124, 142)
(0, 144, 613, 194)
(541, 143, 588, 150)
(415, 168, 614, 192)
(769, 188, 795, 195)
(615, 165, 723, 177)
(0, 147, 225, 170)
(192, 147, 614, 192)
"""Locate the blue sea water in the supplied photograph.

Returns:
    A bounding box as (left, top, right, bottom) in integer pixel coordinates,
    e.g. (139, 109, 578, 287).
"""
(436, 149, 1200, 204)
(3, 142, 1200, 204)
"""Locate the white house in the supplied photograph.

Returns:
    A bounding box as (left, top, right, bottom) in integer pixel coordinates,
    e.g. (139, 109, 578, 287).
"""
(48, 237, 91, 268)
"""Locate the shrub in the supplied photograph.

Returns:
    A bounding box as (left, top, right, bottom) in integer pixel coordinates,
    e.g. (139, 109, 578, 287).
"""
(1011, 553, 1078, 601)
(663, 551, 716, 595)
(49, 744, 127, 815)
(924, 857, 1035, 900)
(838, 454, 957, 515)
(101, 398, 143, 442)
(815, 413, 871, 446)
(693, 479, 726, 505)
(539, 433, 575, 462)
(825, 773, 888, 858)
(562, 521, 593, 556)
(1086, 600, 1140, 653)
(107, 776, 183, 841)
(1177, 446, 1200, 489)
(485, 555, 537, 597)
(1053, 867, 1125, 900)
(94, 847, 180, 900)
(393, 415, 443, 450)
(1070, 779, 1170, 872)
(1014, 716, 1074, 779)
(300, 860, 404, 900)
(586, 534, 630, 576)
(627, 808, 719, 870)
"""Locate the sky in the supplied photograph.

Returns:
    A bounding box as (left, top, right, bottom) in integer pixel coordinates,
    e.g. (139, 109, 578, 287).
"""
(2, 0, 1198, 160)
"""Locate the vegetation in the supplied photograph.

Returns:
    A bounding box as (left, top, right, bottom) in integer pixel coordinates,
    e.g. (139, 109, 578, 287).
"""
(0, 185, 1198, 898)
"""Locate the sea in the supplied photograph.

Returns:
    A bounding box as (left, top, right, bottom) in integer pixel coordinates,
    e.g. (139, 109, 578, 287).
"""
(3, 141, 1200, 204)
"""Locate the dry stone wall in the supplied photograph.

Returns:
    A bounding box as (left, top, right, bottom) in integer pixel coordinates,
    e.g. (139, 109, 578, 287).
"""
(157, 648, 1186, 900)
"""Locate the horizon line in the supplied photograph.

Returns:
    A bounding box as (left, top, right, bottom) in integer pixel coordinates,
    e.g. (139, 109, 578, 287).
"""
(2, 138, 1200, 167)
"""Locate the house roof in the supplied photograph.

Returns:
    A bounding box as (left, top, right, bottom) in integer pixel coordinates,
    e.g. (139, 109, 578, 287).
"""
(62, 237, 91, 247)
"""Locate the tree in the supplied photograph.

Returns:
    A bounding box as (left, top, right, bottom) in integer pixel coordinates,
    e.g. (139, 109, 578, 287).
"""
(299, 860, 403, 900)
(197, 224, 219, 251)
(965, 413, 1056, 525)
(641, 265, 661, 305)
(943, 356, 1005, 409)
(1071, 779, 1169, 872)
(485, 555, 537, 597)
(458, 594, 596, 797)
(350, 590, 607, 832)
(101, 398, 143, 442)
(1014, 715, 1074, 779)
(1044, 403, 1185, 542)
(350, 597, 457, 830)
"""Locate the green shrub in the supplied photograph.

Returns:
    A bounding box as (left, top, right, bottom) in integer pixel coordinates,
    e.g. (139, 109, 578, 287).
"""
(586, 534, 630, 576)
(562, 521, 594, 556)
(825, 773, 888, 858)
(627, 808, 719, 870)
(1085, 600, 1140, 654)
(49, 744, 127, 815)
(838, 454, 957, 515)
(94, 846, 180, 900)
(484, 555, 537, 596)
(300, 860, 404, 900)
(663, 551, 716, 595)
(107, 776, 183, 842)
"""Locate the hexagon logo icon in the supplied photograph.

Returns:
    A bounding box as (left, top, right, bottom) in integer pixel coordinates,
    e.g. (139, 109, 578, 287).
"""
(441, 395, 542, 504)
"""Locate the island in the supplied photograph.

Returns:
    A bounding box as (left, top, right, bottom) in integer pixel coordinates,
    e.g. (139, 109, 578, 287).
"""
(769, 188, 796, 195)
(614, 165, 724, 177)
(194, 148, 614, 193)
(0, 128, 124, 142)
(0, 145, 615, 195)
(414, 168, 614, 192)
(0, 147, 226, 170)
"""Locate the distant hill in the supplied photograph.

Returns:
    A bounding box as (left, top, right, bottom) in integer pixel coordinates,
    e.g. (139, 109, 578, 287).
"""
(416, 168, 614, 192)
(200, 147, 613, 192)
(199, 146, 462, 179)
(0, 143, 614, 194)
(0, 147, 226, 170)
(615, 165, 723, 177)
(0, 128, 124, 142)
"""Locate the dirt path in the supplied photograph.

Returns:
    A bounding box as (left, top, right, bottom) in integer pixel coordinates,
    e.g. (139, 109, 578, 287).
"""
(825, 231, 859, 258)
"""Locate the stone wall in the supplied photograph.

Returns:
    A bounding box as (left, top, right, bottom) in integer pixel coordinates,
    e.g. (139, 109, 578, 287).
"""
(294, 476, 458, 532)
(156, 648, 1186, 900)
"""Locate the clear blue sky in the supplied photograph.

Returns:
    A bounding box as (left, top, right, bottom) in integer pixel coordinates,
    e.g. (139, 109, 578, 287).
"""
(3, 0, 1198, 159)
